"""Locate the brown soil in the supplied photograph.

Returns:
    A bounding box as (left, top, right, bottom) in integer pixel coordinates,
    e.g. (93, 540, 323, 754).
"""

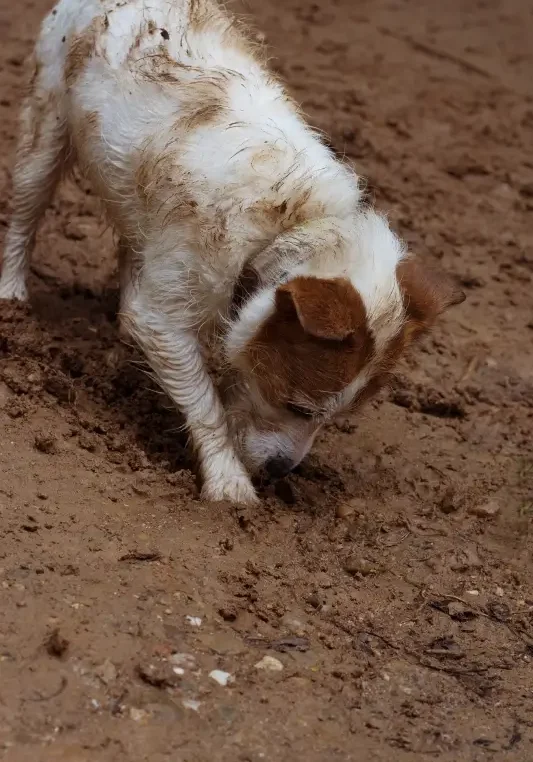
(1, 0, 533, 760)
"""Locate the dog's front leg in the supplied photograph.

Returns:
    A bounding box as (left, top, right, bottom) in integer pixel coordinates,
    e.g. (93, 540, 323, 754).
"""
(122, 288, 258, 505)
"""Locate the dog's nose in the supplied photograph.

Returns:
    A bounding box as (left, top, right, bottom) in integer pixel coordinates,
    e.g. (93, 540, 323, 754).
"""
(265, 456, 294, 479)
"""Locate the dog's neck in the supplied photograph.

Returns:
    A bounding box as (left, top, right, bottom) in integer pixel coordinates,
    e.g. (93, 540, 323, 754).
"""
(229, 217, 345, 320)
(229, 238, 312, 320)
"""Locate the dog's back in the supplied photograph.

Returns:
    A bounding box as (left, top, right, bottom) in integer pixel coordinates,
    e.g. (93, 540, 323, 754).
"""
(36, 0, 360, 293)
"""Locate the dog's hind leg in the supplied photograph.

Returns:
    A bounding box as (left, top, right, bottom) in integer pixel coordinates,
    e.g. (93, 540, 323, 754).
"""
(0, 67, 69, 301)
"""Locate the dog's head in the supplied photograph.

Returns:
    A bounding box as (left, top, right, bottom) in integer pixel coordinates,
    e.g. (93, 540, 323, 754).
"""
(224, 218, 464, 478)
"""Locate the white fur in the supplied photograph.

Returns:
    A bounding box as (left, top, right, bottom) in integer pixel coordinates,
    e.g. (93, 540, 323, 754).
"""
(0, 0, 407, 503)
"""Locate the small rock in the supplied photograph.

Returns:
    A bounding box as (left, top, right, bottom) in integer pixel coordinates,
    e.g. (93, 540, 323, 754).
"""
(344, 557, 374, 577)
(469, 500, 500, 518)
(209, 669, 234, 687)
(182, 698, 201, 711)
(440, 485, 465, 514)
(170, 653, 196, 670)
(450, 546, 482, 571)
(447, 601, 478, 621)
(486, 599, 510, 622)
(137, 659, 182, 689)
(95, 659, 117, 685)
(185, 615, 202, 627)
(305, 592, 321, 609)
(34, 432, 59, 455)
(280, 611, 307, 636)
(336, 498, 363, 519)
(255, 655, 284, 672)
(424, 556, 442, 572)
(129, 707, 148, 722)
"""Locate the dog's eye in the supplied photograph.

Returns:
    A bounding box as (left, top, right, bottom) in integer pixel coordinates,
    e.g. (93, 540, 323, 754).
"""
(286, 402, 314, 419)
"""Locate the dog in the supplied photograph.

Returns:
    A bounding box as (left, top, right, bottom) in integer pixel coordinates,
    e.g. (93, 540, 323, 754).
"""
(0, 0, 464, 504)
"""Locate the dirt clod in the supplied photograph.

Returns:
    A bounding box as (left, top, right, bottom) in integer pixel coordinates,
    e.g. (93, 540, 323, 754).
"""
(34, 432, 59, 455)
(344, 557, 375, 577)
(440, 485, 466, 514)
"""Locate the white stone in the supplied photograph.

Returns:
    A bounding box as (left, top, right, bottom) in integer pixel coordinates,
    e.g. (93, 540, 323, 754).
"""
(254, 655, 284, 672)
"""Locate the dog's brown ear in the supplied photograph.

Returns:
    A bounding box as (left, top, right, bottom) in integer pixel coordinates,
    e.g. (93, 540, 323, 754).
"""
(397, 257, 465, 337)
(275, 276, 367, 341)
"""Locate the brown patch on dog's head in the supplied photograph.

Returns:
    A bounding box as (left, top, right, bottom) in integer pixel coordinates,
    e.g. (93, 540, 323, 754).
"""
(369, 257, 465, 383)
(397, 257, 465, 343)
(247, 276, 374, 408)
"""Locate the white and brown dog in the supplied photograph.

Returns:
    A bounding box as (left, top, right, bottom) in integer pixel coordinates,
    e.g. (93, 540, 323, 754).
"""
(0, 0, 464, 503)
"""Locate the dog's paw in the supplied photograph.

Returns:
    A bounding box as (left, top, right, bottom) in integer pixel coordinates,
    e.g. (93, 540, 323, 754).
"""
(0, 278, 28, 302)
(201, 473, 259, 505)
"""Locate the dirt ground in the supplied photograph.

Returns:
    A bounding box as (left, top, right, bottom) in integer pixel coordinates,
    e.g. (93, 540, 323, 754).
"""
(1, 0, 532, 760)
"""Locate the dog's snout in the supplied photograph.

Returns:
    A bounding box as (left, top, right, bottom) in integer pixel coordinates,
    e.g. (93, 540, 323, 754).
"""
(265, 456, 294, 479)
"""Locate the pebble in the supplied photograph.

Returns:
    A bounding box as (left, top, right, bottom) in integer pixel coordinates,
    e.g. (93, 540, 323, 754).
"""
(95, 659, 117, 685)
(185, 615, 202, 627)
(305, 592, 321, 609)
(209, 669, 234, 687)
(182, 698, 201, 712)
(137, 660, 182, 689)
(447, 601, 477, 621)
(255, 655, 284, 672)
(469, 500, 500, 518)
(336, 498, 363, 519)
(344, 557, 374, 577)
(129, 707, 148, 722)
(439, 485, 464, 514)
(280, 611, 307, 636)
(450, 546, 482, 571)
(34, 433, 59, 455)
(170, 653, 196, 670)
